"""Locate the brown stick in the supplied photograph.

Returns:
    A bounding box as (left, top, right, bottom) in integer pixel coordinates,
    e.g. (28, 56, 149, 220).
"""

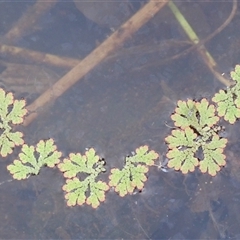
(0, 40, 190, 70)
(0, 44, 80, 69)
(1, 0, 58, 44)
(136, 0, 237, 85)
(23, 0, 169, 126)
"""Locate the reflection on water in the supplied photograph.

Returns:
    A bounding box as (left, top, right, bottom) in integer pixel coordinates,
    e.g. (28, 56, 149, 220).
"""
(0, 0, 240, 239)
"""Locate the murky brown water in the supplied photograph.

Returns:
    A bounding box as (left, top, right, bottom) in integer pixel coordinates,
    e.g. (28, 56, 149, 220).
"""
(0, 1, 240, 239)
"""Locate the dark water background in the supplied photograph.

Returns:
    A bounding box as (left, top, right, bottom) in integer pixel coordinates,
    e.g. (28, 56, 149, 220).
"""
(0, 0, 240, 239)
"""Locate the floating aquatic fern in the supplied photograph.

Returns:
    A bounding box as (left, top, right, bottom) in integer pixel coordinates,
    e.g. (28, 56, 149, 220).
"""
(171, 99, 198, 129)
(212, 65, 240, 124)
(7, 139, 61, 180)
(199, 135, 227, 176)
(165, 127, 199, 174)
(0, 88, 27, 157)
(5, 64, 240, 209)
(58, 148, 109, 208)
(109, 145, 158, 197)
(171, 98, 219, 133)
(166, 99, 227, 176)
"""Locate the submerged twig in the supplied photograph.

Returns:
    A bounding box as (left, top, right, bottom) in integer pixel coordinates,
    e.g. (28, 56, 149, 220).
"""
(0, 44, 80, 69)
(0, 40, 190, 70)
(1, 0, 58, 44)
(136, 0, 237, 85)
(23, 0, 169, 126)
(168, 0, 235, 87)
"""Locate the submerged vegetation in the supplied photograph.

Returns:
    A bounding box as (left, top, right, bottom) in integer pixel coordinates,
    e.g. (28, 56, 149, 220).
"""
(1, 65, 240, 208)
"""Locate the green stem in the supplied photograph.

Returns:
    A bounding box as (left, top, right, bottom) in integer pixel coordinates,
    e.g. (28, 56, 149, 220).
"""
(167, 1, 199, 44)
(167, 0, 214, 63)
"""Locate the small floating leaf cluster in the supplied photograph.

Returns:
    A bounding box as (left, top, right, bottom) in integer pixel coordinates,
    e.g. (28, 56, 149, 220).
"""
(109, 146, 158, 197)
(0, 89, 27, 157)
(212, 65, 240, 124)
(165, 99, 227, 176)
(3, 91, 158, 208)
(58, 148, 109, 208)
(2, 65, 240, 208)
(7, 139, 61, 180)
(0, 86, 158, 208)
(165, 65, 240, 176)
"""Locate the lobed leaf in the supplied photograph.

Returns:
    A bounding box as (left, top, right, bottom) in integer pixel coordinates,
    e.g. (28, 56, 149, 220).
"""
(87, 181, 109, 208)
(167, 148, 198, 174)
(58, 154, 87, 178)
(130, 164, 148, 190)
(165, 127, 197, 149)
(58, 149, 104, 178)
(200, 138, 227, 176)
(212, 89, 229, 103)
(109, 167, 135, 197)
(171, 99, 198, 129)
(7, 131, 24, 146)
(230, 64, 240, 83)
(85, 148, 99, 169)
(19, 144, 37, 165)
(212, 89, 240, 124)
(36, 139, 61, 167)
(63, 178, 88, 206)
(7, 145, 39, 179)
(0, 90, 13, 117)
(7, 159, 37, 180)
(7, 99, 28, 124)
(109, 146, 158, 196)
(0, 131, 24, 157)
(0, 131, 14, 157)
(131, 145, 159, 166)
(7, 139, 61, 180)
(0, 89, 28, 157)
(60, 148, 108, 208)
(205, 135, 228, 150)
(36, 138, 62, 167)
(195, 98, 219, 128)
